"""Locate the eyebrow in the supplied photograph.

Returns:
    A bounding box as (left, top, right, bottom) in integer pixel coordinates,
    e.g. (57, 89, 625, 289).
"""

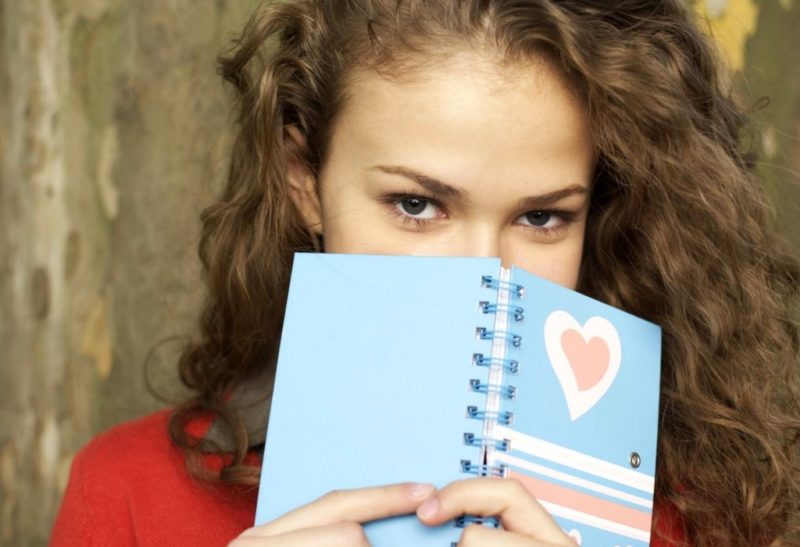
(370, 164, 589, 208)
(370, 165, 465, 199)
(516, 185, 589, 209)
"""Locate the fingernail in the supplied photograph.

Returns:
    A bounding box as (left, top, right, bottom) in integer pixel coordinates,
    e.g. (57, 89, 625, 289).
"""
(408, 482, 435, 499)
(416, 496, 439, 519)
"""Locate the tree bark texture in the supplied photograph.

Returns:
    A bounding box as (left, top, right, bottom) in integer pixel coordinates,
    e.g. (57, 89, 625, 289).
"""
(0, 0, 253, 545)
(0, 0, 798, 545)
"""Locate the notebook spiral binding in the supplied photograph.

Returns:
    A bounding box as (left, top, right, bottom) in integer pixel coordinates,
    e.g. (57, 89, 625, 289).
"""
(454, 274, 525, 541)
(469, 378, 517, 399)
(481, 275, 525, 298)
(463, 432, 510, 452)
(466, 405, 514, 426)
(454, 515, 501, 528)
(449, 515, 502, 547)
(480, 302, 525, 322)
(473, 353, 519, 374)
(477, 327, 522, 348)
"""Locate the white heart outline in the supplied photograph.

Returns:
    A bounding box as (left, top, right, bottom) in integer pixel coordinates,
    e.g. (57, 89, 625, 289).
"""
(544, 310, 621, 421)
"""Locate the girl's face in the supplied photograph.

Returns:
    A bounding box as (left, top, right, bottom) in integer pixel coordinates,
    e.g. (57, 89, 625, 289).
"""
(290, 52, 594, 289)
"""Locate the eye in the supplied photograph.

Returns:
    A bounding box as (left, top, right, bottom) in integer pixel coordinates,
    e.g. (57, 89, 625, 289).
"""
(519, 211, 557, 228)
(396, 197, 440, 220)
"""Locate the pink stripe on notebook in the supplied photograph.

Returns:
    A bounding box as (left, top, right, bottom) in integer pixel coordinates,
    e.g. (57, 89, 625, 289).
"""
(507, 470, 652, 533)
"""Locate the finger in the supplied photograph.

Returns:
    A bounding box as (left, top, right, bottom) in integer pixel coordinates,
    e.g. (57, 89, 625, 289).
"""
(230, 521, 370, 547)
(253, 482, 435, 536)
(457, 524, 574, 547)
(416, 478, 571, 545)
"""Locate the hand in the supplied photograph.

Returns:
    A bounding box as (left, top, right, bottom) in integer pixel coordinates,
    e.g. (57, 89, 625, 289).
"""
(228, 482, 435, 546)
(416, 478, 577, 546)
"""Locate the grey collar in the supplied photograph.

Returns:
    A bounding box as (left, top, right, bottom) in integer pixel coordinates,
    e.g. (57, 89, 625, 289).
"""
(204, 366, 274, 450)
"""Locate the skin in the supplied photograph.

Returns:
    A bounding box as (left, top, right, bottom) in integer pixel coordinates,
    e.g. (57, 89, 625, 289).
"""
(232, 50, 593, 546)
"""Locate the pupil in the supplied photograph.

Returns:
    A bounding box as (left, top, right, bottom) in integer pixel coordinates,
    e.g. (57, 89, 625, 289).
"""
(526, 211, 550, 226)
(401, 198, 427, 215)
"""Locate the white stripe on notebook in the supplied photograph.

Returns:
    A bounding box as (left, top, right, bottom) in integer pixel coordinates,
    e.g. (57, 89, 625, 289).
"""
(495, 452, 653, 509)
(539, 501, 652, 543)
(496, 425, 655, 493)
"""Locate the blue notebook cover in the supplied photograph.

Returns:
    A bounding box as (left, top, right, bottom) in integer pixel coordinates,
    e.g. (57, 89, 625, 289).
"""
(256, 253, 662, 546)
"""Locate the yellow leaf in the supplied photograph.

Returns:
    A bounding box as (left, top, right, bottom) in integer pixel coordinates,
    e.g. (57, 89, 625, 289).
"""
(696, 0, 759, 72)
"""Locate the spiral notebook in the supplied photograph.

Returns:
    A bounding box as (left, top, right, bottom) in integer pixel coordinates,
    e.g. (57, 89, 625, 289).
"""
(256, 253, 662, 546)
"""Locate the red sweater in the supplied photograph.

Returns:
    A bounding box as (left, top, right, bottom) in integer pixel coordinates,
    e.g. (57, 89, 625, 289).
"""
(50, 410, 257, 546)
(51, 410, 686, 546)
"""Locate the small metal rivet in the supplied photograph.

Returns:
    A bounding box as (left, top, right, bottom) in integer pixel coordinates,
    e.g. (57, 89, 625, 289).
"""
(630, 451, 641, 469)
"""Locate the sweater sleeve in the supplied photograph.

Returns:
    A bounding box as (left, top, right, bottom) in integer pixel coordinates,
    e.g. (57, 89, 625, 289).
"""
(49, 443, 136, 547)
(49, 447, 91, 546)
(650, 498, 689, 547)
(49, 411, 257, 546)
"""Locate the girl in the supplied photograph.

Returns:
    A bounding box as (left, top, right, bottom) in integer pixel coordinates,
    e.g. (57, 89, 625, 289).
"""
(51, 1, 800, 546)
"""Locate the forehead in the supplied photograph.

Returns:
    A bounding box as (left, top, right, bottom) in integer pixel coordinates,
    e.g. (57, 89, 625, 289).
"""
(342, 48, 580, 116)
(322, 50, 593, 191)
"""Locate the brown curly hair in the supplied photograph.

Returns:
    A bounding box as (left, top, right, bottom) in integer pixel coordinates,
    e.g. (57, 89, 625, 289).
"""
(169, 1, 800, 544)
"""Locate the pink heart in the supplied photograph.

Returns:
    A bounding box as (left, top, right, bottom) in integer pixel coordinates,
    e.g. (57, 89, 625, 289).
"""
(561, 330, 610, 392)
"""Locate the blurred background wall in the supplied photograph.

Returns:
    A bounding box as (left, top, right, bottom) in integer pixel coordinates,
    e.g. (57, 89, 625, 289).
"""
(0, 0, 797, 545)
(0, 1, 256, 544)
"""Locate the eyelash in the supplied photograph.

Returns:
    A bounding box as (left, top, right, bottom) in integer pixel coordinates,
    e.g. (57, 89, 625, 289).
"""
(379, 192, 577, 237)
(380, 193, 444, 226)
